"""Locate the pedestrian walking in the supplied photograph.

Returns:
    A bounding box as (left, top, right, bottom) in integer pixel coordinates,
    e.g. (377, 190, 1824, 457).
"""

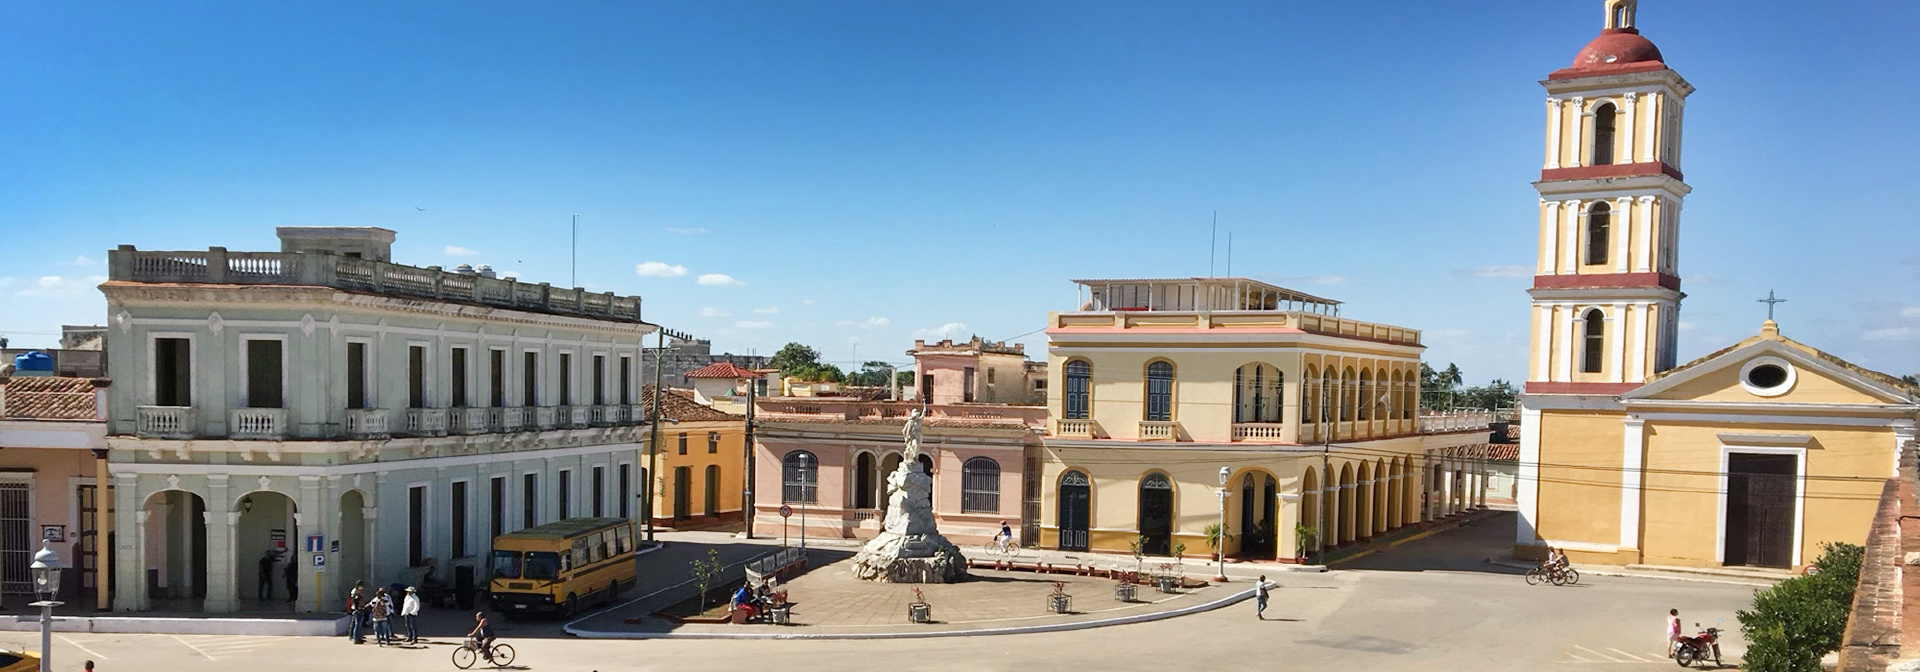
(1667, 608, 1682, 655)
(1254, 574, 1278, 620)
(370, 588, 393, 646)
(347, 581, 367, 644)
(402, 586, 422, 644)
(283, 555, 298, 604)
(257, 550, 276, 601)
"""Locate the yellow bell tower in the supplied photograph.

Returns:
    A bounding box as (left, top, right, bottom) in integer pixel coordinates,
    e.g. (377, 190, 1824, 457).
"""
(1526, 0, 1694, 396)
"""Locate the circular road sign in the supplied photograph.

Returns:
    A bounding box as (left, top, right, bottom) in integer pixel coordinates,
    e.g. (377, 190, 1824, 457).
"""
(779, 505, 793, 518)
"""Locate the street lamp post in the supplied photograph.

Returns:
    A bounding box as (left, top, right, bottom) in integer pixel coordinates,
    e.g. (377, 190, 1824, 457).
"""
(1216, 466, 1230, 583)
(30, 539, 63, 672)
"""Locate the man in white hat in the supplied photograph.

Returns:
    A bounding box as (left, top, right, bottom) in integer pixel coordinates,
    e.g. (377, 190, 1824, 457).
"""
(401, 586, 422, 644)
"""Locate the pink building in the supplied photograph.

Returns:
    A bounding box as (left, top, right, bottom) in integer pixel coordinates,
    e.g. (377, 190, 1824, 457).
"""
(0, 375, 110, 610)
(909, 338, 1045, 406)
(748, 399, 1044, 546)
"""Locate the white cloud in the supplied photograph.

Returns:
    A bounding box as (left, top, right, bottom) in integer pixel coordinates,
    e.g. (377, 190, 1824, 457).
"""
(0, 277, 14, 289)
(697, 273, 745, 287)
(1863, 327, 1920, 342)
(838, 316, 891, 329)
(666, 227, 708, 236)
(62, 255, 97, 267)
(444, 245, 481, 257)
(16, 275, 107, 299)
(912, 322, 968, 339)
(697, 306, 730, 318)
(753, 306, 779, 315)
(1900, 307, 1920, 320)
(734, 320, 774, 330)
(635, 261, 688, 277)
(1425, 328, 1470, 339)
(802, 299, 816, 307)
(1678, 321, 1696, 332)
(1457, 265, 1530, 279)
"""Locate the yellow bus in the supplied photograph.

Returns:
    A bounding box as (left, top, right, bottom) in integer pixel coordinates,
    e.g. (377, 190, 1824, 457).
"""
(488, 517, 637, 616)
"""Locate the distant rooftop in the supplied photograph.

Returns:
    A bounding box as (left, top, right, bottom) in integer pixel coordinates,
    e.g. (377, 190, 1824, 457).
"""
(107, 227, 648, 325)
(911, 336, 1026, 357)
(1069, 277, 1341, 315)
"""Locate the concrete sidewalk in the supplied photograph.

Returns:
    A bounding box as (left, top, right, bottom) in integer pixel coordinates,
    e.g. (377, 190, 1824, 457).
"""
(1484, 558, 1780, 588)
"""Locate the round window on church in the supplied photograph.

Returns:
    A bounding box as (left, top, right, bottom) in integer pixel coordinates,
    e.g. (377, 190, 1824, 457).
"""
(1739, 357, 1796, 397)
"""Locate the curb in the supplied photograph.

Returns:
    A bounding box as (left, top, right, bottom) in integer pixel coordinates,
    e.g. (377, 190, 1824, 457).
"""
(1483, 560, 1776, 588)
(565, 587, 1255, 640)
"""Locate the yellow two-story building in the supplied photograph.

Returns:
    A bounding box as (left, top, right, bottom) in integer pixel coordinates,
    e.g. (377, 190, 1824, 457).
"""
(1037, 277, 1492, 563)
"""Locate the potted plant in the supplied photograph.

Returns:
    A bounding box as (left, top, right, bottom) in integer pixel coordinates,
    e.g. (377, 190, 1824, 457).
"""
(1113, 574, 1137, 602)
(1155, 562, 1178, 593)
(689, 549, 723, 617)
(1048, 581, 1072, 614)
(1295, 524, 1320, 564)
(1203, 523, 1233, 564)
(908, 586, 933, 624)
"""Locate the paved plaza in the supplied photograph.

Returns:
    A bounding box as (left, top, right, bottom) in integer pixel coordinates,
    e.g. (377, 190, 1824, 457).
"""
(0, 514, 1765, 671)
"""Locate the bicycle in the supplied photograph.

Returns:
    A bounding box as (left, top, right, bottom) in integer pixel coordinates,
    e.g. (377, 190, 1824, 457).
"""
(451, 639, 516, 669)
(1524, 563, 1580, 586)
(981, 537, 1022, 557)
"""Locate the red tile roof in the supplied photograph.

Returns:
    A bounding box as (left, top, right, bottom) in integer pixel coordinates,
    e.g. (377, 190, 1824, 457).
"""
(685, 362, 764, 379)
(1, 376, 100, 421)
(641, 386, 740, 423)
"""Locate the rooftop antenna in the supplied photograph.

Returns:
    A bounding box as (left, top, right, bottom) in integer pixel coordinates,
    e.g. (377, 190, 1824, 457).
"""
(1226, 231, 1233, 277)
(1209, 212, 1217, 277)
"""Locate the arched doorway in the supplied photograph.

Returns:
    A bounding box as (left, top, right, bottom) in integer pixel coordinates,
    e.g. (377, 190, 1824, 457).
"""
(1138, 473, 1173, 556)
(1387, 458, 1403, 529)
(878, 453, 902, 516)
(144, 490, 208, 609)
(1374, 459, 1389, 535)
(1236, 472, 1278, 559)
(338, 490, 369, 604)
(853, 453, 876, 509)
(1057, 471, 1090, 552)
(1337, 464, 1355, 545)
(234, 490, 297, 609)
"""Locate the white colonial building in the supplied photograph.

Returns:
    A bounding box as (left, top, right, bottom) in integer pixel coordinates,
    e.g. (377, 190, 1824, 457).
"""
(103, 227, 655, 613)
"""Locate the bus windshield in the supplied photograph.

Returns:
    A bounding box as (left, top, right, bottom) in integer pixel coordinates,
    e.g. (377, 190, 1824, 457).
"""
(491, 550, 522, 579)
(525, 551, 561, 581)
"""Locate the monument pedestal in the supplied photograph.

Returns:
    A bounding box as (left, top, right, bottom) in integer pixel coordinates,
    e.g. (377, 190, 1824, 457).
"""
(849, 456, 967, 583)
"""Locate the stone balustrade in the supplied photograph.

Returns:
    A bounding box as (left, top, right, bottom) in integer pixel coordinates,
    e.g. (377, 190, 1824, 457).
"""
(1231, 422, 1286, 442)
(229, 408, 287, 440)
(136, 406, 197, 440)
(346, 409, 390, 438)
(110, 246, 643, 323)
(1138, 420, 1178, 441)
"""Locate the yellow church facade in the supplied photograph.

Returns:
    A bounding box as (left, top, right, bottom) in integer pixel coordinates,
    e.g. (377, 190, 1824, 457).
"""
(1036, 278, 1494, 563)
(1517, 1, 1920, 569)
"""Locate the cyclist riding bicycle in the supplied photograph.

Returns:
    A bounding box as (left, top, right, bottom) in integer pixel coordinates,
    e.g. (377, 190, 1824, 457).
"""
(466, 612, 497, 662)
(995, 521, 1014, 553)
(1543, 547, 1569, 571)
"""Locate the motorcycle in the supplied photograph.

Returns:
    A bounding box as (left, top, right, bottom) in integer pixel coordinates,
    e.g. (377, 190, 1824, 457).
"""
(1673, 622, 1722, 668)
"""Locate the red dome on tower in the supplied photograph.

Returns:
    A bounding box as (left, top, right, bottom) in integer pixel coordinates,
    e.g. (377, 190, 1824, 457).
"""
(1550, 28, 1668, 80)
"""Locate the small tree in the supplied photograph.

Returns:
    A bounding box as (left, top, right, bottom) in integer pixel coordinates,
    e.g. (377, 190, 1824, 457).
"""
(689, 549, 723, 613)
(1127, 535, 1147, 574)
(1203, 523, 1233, 561)
(1736, 542, 1863, 672)
(1295, 524, 1320, 562)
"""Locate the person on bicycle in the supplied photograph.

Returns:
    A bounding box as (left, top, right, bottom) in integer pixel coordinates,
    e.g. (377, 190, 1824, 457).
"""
(1543, 547, 1566, 571)
(996, 521, 1014, 553)
(468, 612, 497, 662)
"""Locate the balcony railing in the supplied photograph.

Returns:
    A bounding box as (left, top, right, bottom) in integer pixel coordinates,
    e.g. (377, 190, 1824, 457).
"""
(562, 405, 590, 428)
(1418, 411, 1493, 434)
(1055, 419, 1095, 438)
(230, 408, 287, 440)
(490, 407, 523, 432)
(136, 406, 197, 440)
(110, 247, 643, 323)
(534, 406, 557, 430)
(1231, 423, 1286, 442)
(346, 409, 389, 438)
(404, 408, 449, 437)
(1138, 421, 1178, 441)
(454, 408, 490, 435)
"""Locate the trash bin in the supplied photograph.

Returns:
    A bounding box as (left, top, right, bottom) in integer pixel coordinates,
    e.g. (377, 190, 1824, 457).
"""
(770, 605, 792, 625)
(908, 603, 932, 623)
(1113, 583, 1137, 603)
(1049, 593, 1072, 614)
(454, 565, 476, 610)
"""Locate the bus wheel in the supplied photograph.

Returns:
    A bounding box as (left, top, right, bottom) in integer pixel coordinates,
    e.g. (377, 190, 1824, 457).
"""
(565, 593, 578, 617)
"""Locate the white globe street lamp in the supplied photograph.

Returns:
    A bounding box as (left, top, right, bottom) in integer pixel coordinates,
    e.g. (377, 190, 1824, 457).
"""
(29, 539, 64, 672)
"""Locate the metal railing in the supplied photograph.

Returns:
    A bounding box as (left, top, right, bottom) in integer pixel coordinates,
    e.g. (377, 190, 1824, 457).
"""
(111, 246, 642, 322)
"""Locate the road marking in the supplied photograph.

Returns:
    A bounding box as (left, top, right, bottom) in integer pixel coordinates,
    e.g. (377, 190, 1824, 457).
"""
(1608, 647, 1655, 662)
(170, 634, 219, 661)
(1576, 645, 1629, 662)
(56, 634, 109, 660)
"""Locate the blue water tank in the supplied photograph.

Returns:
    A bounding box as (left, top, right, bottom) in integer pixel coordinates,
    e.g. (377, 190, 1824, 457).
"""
(13, 351, 54, 373)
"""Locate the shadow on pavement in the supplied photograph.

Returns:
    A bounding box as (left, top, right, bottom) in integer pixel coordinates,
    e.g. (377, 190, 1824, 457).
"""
(1335, 511, 1534, 578)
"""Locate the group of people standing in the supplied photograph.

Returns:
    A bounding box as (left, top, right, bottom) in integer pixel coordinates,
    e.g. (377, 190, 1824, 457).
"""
(346, 580, 422, 646)
(256, 550, 299, 603)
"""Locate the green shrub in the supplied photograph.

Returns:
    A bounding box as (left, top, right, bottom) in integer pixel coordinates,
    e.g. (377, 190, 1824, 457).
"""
(1735, 542, 1863, 672)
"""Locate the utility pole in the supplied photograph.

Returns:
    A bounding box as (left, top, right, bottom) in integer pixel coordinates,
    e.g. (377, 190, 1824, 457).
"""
(742, 381, 757, 539)
(645, 329, 665, 542)
(1320, 372, 1333, 563)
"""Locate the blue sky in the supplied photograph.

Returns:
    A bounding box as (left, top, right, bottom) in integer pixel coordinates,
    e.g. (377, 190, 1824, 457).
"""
(3, 1, 1916, 384)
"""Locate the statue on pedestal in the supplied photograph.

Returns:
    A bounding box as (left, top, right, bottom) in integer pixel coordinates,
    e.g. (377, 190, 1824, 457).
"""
(850, 408, 967, 583)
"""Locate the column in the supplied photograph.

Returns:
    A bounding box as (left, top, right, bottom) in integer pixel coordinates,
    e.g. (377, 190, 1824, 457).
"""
(1517, 407, 1542, 545)
(1553, 307, 1575, 381)
(1613, 197, 1632, 273)
(1561, 200, 1581, 273)
(1277, 492, 1302, 562)
(1568, 97, 1585, 166)
(1642, 93, 1660, 163)
(1609, 304, 1628, 383)
(299, 476, 324, 613)
(114, 474, 146, 611)
(1629, 303, 1649, 383)
(94, 455, 112, 611)
(1545, 97, 1564, 169)
(1619, 417, 1646, 554)
(1621, 92, 1638, 164)
(1535, 306, 1555, 382)
(1635, 196, 1656, 272)
(1440, 465, 1455, 517)
(206, 475, 236, 613)
(1540, 200, 1561, 274)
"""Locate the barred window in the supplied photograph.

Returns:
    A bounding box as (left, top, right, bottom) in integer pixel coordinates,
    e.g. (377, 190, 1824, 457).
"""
(781, 451, 817, 504)
(961, 457, 1001, 513)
